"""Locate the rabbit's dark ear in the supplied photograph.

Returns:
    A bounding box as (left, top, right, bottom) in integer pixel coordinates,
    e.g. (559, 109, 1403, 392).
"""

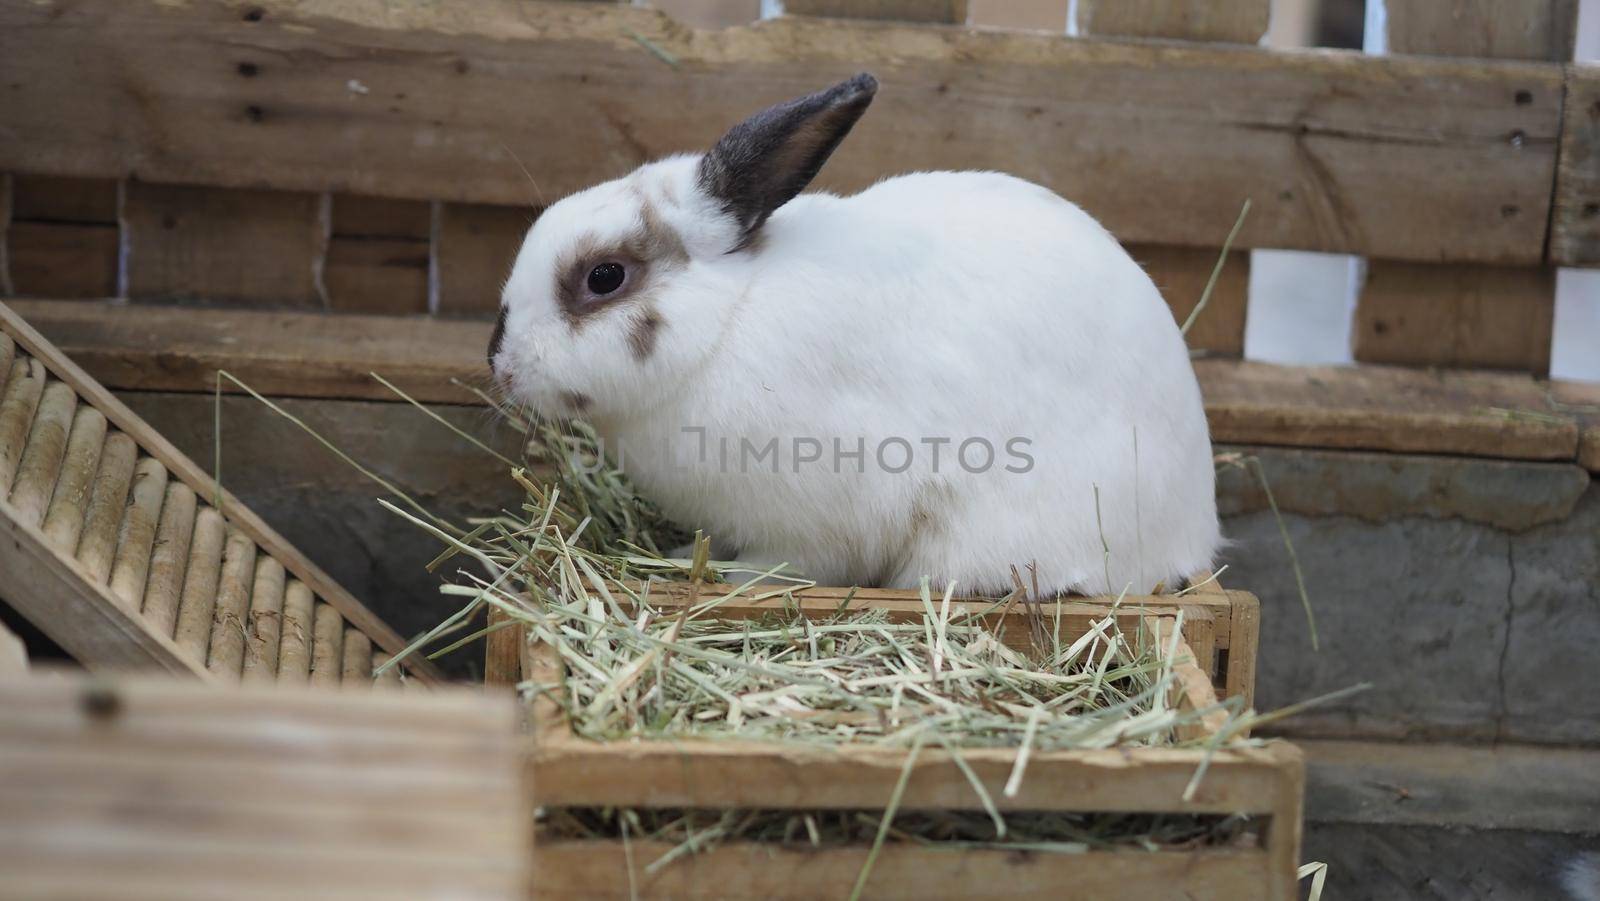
(698, 73, 877, 248)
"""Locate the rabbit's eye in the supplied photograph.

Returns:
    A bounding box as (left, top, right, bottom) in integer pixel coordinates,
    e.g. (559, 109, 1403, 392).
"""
(587, 263, 626, 296)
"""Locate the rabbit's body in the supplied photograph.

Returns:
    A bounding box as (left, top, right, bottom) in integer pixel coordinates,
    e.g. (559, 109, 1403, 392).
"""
(492, 75, 1219, 596)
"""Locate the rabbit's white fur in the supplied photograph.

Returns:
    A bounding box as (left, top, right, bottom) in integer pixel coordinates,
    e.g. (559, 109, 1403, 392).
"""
(495, 96, 1218, 596)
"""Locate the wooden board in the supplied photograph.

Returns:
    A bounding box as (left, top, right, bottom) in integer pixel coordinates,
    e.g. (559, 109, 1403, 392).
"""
(1552, 379, 1600, 472)
(5, 175, 119, 299)
(1134, 243, 1248, 356)
(965, 0, 1064, 31)
(1383, 0, 1578, 61)
(1352, 262, 1556, 373)
(123, 182, 324, 308)
(537, 841, 1277, 900)
(436, 203, 536, 318)
(651, 0, 759, 28)
(783, 0, 967, 23)
(9, 300, 1587, 465)
(1551, 65, 1600, 267)
(0, 674, 529, 899)
(0, 0, 1565, 264)
(1076, 0, 1268, 44)
(0, 301, 444, 682)
(325, 195, 431, 315)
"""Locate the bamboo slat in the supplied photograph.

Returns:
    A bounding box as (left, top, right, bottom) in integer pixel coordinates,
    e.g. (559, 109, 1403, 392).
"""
(205, 528, 257, 679)
(71, 431, 137, 583)
(241, 557, 287, 682)
(138, 481, 198, 637)
(106, 457, 168, 610)
(310, 602, 345, 688)
(0, 356, 47, 494)
(39, 406, 107, 552)
(172, 507, 227, 663)
(278, 581, 316, 684)
(7, 380, 77, 525)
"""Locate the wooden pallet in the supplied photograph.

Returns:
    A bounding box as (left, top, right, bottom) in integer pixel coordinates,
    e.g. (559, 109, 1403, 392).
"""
(490, 578, 1298, 900)
(0, 301, 440, 685)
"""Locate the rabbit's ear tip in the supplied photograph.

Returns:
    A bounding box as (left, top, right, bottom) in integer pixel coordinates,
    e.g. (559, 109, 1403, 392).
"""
(844, 72, 879, 94)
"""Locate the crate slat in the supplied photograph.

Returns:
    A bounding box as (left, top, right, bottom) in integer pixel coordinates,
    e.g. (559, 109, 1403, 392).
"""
(1353, 262, 1557, 374)
(1552, 65, 1600, 267)
(5, 175, 119, 299)
(1384, 0, 1578, 61)
(1076, 0, 1267, 44)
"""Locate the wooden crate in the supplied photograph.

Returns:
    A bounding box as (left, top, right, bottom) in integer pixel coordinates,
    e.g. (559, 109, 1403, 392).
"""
(0, 301, 440, 685)
(491, 579, 1301, 900)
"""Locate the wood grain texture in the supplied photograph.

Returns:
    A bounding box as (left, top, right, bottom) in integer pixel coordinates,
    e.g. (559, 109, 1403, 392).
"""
(0, 300, 443, 681)
(783, 0, 966, 23)
(651, 0, 760, 28)
(325, 195, 431, 315)
(1353, 262, 1556, 373)
(1384, 0, 1578, 61)
(72, 431, 137, 584)
(107, 456, 168, 610)
(965, 0, 1065, 30)
(123, 182, 324, 308)
(6, 222, 119, 299)
(1552, 379, 1600, 472)
(1551, 65, 1600, 267)
(138, 480, 197, 637)
(205, 527, 257, 679)
(5, 175, 120, 299)
(241, 556, 287, 681)
(1135, 243, 1248, 355)
(536, 842, 1276, 899)
(436, 203, 535, 317)
(0, 674, 529, 900)
(172, 506, 225, 663)
(7, 379, 77, 525)
(40, 406, 107, 552)
(0, 0, 1563, 263)
(0, 494, 205, 677)
(1076, 0, 1267, 43)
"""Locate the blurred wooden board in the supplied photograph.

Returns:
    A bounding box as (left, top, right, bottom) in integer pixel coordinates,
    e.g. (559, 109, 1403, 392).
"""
(1383, 0, 1578, 61)
(1352, 262, 1556, 374)
(0, 673, 528, 899)
(9, 299, 1589, 467)
(1076, 0, 1267, 43)
(6, 175, 118, 299)
(0, 0, 1564, 264)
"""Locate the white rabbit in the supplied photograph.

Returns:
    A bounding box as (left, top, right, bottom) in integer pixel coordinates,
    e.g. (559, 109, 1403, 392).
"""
(490, 73, 1220, 596)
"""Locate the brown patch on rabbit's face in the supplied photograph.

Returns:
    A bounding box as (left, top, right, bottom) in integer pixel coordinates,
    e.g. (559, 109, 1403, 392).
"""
(559, 389, 593, 413)
(553, 199, 687, 334)
(627, 308, 663, 361)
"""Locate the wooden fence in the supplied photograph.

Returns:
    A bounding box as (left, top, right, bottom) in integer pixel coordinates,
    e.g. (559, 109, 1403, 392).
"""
(0, 0, 1596, 471)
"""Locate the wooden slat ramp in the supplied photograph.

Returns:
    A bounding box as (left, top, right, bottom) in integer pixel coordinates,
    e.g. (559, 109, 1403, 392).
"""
(0, 301, 442, 685)
(0, 672, 527, 899)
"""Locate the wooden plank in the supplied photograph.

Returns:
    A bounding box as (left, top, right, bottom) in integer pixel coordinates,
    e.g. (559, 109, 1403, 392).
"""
(1552, 379, 1600, 472)
(0, 494, 205, 677)
(0, 302, 444, 682)
(965, 0, 1064, 30)
(650, 0, 759, 28)
(535, 842, 1275, 900)
(10, 175, 119, 222)
(6, 222, 119, 300)
(11, 300, 1587, 465)
(0, 674, 530, 899)
(1384, 0, 1578, 61)
(1135, 243, 1248, 356)
(531, 734, 1301, 813)
(436, 203, 535, 317)
(123, 182, 324, 308)
(1552, 65, 1600, 267)
(6, 174, 121, 298)
(1352, 262, 1557, 373)
(783, 0, 966, 23)
(1076, 0, 1268, 44)
(0, 0, 1565, 264)
(1195, 357, 1579, 461)
(483, 605, 524, 688)
(325, 195, 430, 315)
